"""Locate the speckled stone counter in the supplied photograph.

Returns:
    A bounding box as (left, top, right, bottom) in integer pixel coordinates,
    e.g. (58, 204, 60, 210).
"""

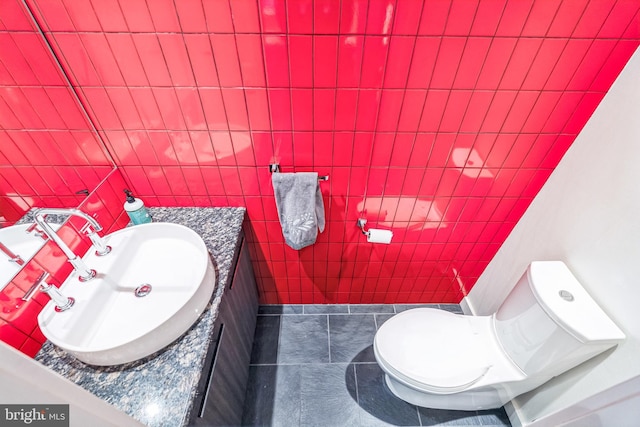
(35, 207, 246, 427)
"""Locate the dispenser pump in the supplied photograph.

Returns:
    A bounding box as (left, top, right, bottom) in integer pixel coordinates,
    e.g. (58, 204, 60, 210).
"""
(123, 189, 151, 225)
(124, 189, 136, 204)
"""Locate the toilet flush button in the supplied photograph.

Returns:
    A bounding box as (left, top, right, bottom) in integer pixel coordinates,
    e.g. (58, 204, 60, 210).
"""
(559, 290, 574, 302)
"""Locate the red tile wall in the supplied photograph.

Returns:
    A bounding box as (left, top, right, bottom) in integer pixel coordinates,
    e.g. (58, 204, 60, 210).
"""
(27, 0, 640, 305)
(3, 1, 640, 315)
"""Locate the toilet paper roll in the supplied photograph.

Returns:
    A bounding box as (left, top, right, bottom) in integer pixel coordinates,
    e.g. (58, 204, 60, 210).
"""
(367, 229, 393, 244)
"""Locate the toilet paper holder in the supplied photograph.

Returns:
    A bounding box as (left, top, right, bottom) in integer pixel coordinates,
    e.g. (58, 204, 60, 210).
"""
(356, 218, 370, 236)
(357, 219, 393, 244)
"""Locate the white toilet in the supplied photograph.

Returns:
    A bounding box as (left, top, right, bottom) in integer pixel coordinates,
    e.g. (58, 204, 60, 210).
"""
(374, 261, 625, 410)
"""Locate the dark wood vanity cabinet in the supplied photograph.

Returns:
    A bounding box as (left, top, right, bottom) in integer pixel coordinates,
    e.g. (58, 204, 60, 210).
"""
(190, 235, 259, 426)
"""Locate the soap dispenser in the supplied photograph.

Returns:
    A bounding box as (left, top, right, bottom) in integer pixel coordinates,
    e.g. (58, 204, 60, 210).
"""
(123, 189, 151, 225)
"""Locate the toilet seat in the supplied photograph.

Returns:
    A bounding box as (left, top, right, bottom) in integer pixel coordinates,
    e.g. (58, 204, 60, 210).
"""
(374, 308, 493, 394)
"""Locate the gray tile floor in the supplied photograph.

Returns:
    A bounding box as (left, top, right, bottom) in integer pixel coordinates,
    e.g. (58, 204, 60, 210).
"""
(242, 304, 511, 427)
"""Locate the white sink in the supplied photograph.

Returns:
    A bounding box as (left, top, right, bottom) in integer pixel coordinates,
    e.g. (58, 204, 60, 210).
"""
(0, 223, 59, 288)
(37, 223, 215, 366)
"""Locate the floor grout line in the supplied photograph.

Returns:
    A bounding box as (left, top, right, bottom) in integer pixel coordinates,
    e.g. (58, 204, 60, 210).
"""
(327, 314, 332, 364)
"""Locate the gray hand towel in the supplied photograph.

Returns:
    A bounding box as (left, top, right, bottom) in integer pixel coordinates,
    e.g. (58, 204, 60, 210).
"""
(271, 172, 325, 250)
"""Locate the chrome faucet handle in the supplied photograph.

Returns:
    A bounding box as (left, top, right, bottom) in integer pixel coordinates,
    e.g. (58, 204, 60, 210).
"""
(25, 222, 48, 240)
(80, 219, 112, 256)
(0, 242, 25, 266)
(79, 222, 94, 234)
(22, 272, 50, 301)
(21, 271, 75, 312)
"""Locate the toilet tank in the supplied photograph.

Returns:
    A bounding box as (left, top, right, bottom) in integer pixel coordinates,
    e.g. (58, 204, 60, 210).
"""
(494, 261, 625, 378)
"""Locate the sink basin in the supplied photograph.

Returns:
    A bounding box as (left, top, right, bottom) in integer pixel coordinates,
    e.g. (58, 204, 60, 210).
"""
(0, 223, 59, 288)
(37, 223, 215, 366)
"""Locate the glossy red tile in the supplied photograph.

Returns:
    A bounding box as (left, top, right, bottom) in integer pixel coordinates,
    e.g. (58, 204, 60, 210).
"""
(131, 34, 173, 86)
(337, 35, 364, 88)
(496, 0, 534, 36)
(544, 39, 591, 91)
(228, 0, 261, 33)
(0, 88, 43, 129)
(0, 320, 27, 351)
(393, 0, 423, 35)
(376, 90, 404, 132)
(313, 0, 340, 34)
(173, 0, 207, 32)
(146, 131, 178, 165)
(542, 92, 584, 133)
(146, 0, 181, 32)
(366, 0, 396, 35)
(79, 33, 125, 86)
(267, 89, 291, 131)
(313, 89, 335, 131)
(314, 36, 338, 88)
(502, 91, 539, 132)
(183, 35, 219, 87)
(360, 37, 389, 88)
(107, 88, 144, 130)
(292, 132, 313, 167)
(290, 89, 313, 131)
(338, 0, 367, 34)
(256, 0, 286, 33)
(288, 35, 313, 87)
(476, 38, 518, 89)
(91, 0, 128, 31)
(452, 38, 491, 89)
(0, 33, 39, 86)
(470, 0, 507, 36)
(157, 34, 196, 87)
(384, 36, 415, 88)
(176, 88, 207, 130)
(481, 91, 518, 132)
(245, 88, 271, 131)
(397, 90, 426, 132)
(221, 88, 249, 131)
(440, 90, 472, 132)
(355, 90, 381, 131)
(591, 40, 639, 92)
(10, 33, 64, 86)
(418, 0, 450, 35)
(236, 34, 266, 87)
(118, 0, 155, 32)
(521, 0, 562, 36)
(199, 88, 228, 131)
(263, 35, 289, 87)
(418, 90, 449, 132)
(209, 34, 243, 87)
(20, 88, 65, 129)
(444, 0, 478, 36)
(573, 0, 617, 38)
(0, 0, 35, 31)
(567, 40, 617, 91)
(499, 38, 543, 90)
(80, 88, 121, 129)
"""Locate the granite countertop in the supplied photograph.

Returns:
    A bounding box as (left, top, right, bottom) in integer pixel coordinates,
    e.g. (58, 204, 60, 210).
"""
(35, 207, 246, 427)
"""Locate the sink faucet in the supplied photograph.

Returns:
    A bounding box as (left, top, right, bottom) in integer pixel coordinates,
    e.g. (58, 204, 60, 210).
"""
(22, 272, 74, 312)
(0, 242, 25, 266)
(31, 208, 110, 282)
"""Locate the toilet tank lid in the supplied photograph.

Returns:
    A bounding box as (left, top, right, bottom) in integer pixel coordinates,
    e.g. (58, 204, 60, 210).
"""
(528, 261, 625, 343)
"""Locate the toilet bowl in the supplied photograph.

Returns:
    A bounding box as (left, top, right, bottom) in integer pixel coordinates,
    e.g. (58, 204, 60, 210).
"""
(374, 261, 625, 410)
